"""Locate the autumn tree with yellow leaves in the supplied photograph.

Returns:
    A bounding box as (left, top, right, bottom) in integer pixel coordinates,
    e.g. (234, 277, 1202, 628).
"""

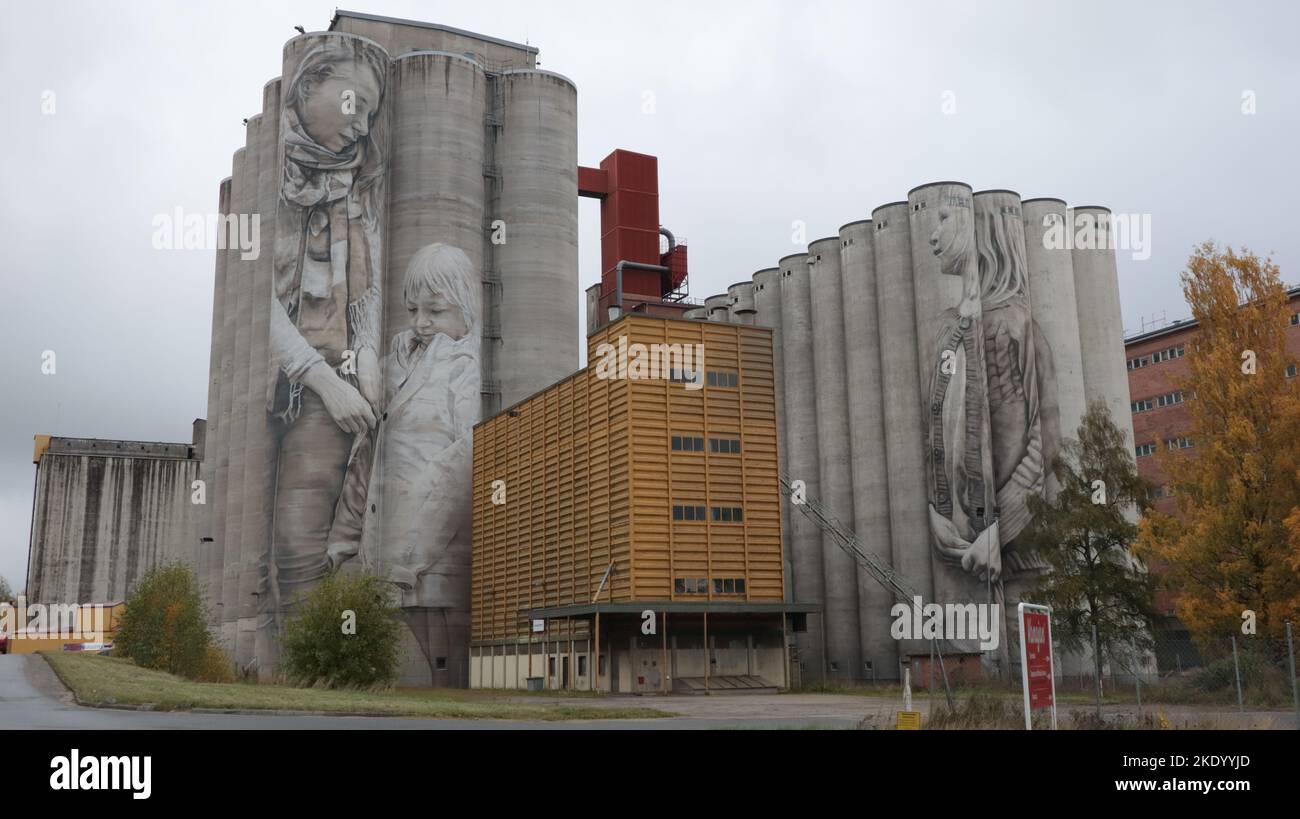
(1136, 242, 1300, 652)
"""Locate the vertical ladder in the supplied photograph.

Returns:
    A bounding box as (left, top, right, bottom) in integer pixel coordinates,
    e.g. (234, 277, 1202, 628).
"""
(778, 471, 955, 707)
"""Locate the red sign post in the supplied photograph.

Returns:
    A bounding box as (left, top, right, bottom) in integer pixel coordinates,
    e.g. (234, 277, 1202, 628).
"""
(1018, 603, 1057, 730)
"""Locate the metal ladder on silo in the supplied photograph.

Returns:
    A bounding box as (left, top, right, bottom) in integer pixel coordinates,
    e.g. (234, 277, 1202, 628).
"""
(778, 471, 955, 708)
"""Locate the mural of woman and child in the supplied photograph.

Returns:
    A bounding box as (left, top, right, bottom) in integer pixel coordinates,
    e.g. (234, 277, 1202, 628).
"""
(923, 186, 1060, 599)
(267, 36, 480, 621)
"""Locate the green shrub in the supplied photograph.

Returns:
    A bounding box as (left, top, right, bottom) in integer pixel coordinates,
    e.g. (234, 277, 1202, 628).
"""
(279, 571, 404, 689)
(195, 644, 236, 683)
(114, 562, 214, 679)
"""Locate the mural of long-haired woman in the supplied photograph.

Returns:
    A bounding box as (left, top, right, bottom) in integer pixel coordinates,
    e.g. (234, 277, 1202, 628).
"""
(266, 35, 390, 608)
(972, 192, 1059, 572)
(921, 186, 1002, 586)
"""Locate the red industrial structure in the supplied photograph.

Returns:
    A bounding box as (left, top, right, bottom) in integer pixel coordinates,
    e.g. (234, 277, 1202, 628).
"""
(579, 149, 692, 329)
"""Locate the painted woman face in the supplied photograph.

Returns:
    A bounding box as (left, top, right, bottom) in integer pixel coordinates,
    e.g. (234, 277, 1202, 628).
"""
(407, 290, 468, 344)
(929, 204, 970, 276)
(297, 63, 382, 153)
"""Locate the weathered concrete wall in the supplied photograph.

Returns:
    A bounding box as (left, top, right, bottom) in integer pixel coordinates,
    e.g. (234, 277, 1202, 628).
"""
(26, 439, 201, 606)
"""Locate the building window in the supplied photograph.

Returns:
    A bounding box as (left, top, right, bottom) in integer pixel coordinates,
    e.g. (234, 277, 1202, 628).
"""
(736, 579, 746, 594)
(672, 434, 704, 452)
(1288, 363, 1298, 379)
(435, 657, 447, 671)
(1136, 443, 1157, 457)
(710, 506, 744, 523)
(1165, 437, 1193, 450)
(673, 504, 707, 522)
(578, 656, 587, 677)
(1131, 398, 1154, 414)
(706, 370, 739, 388)
(709, 437, 741, 454)
(723, 579, 735, 593)
(1291, 313, 1299, 326)
(674, 579, 685, 593)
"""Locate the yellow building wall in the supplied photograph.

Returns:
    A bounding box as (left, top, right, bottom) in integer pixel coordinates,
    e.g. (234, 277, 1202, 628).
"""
(472, 316, 783, 642)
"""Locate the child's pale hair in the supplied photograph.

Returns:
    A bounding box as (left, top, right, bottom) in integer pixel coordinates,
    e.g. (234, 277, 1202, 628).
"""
(401, 243, 479, 334)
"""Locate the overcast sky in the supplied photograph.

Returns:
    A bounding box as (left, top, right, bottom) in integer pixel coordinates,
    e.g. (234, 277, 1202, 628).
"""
(2, 0, 1297, 590)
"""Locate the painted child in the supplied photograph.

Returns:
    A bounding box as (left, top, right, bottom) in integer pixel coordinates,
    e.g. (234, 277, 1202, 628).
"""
(327, 243, 481, 609)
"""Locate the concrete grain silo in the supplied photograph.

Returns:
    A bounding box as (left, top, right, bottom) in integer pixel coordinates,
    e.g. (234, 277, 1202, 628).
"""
(1071, 206, 1135, 450)
(682, 306, 708, 320)
(202, 177, 231, 617)
(871, 199, 932, 659)
(838, 219, 898, 678)
(385, 50, 488, 406)
(219, 143, 251, 645)
(1023, 198, 1088, 449)
(751, 267, 791, 602)
(807, 236, 860, 682)
(726, 281, 756, 325)
(705, 293, 732, 322)
(778, 252, 826, 680)
(191, 18, 580, 684)
(494, 69, 579, 408)
(240, 78, 281, 671)
(907, 182, 999, 628)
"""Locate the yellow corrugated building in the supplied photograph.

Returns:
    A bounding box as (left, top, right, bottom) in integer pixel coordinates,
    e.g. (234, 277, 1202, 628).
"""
(471, 315, 814, 692)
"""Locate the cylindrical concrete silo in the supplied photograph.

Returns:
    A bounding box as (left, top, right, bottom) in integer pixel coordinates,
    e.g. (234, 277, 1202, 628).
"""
(202, 176, 231, 618)
(807, 236, 860, 682)
(871, 200, 931, 663)
(221, 134, 257, 651)
(727, 281, 756, 325)
(778, 251, 826, 681)
(751, 268, 793, 623)
(906, 182, 997, 645)
(385, 51, 488, 352)
(494, 69, 579, 408)
(1023, 199, 1087, 455)
(240, 78, 281, 673)
(838, 219, 898, 677)
(705, 293, 731, 322)
(1071, 206, 1135, 452)
(682, 306, 708, 320)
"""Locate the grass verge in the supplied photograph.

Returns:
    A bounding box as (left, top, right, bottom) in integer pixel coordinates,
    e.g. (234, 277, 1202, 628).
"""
(42, 652, 672, 721)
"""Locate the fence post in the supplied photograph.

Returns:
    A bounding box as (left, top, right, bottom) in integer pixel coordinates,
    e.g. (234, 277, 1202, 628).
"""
(1286, 621, 1298, 730)
(1133, 638, 1142, 720)
(1092, 623, 1102, 720)
(1230, 635, 1244, 713)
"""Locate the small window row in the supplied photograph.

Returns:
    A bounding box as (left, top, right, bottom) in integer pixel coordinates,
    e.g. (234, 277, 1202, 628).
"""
(671, 505, 745, 523)
(706, 371, 739, 388)
(671, 435, 705, 452)
(1291, 313, 1299, 326)
(670, 435, 741, 453)
(668, 368, 700, 384)
(1136, 443, 1157, 457)
(1288, 363, 1297, 379)
(672, 504, 707, 521)
(1132, 391, 1184, 414)
(710, 437, 741, 454)
(1128, 345, 1185, 370)
(674, 578, 747, 595)
(1165, 436, 1193, 450)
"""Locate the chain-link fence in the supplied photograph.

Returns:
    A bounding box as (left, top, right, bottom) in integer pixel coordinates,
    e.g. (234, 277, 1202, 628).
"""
(786, 621, 1300, 729)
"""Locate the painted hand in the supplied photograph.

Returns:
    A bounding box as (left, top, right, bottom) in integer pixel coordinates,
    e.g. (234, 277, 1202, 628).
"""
(304, 361, 376, 436)
(928, 504, 1002, 583)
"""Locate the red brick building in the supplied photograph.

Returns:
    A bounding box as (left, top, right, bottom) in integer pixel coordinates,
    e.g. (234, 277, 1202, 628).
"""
(1124, 286, 1300, 653)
